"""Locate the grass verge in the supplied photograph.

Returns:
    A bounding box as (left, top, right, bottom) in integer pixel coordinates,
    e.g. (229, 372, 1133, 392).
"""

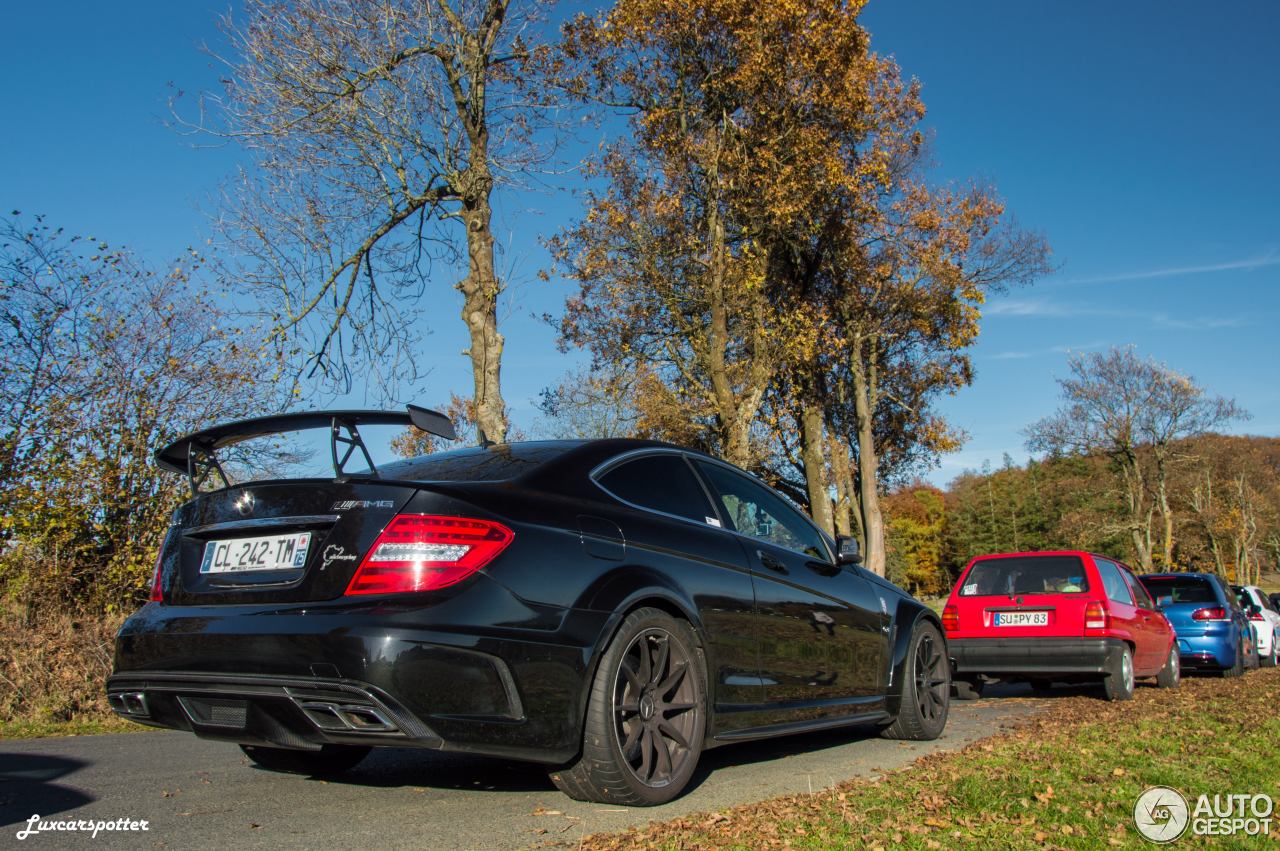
(0, 603, 127, 739)
(582, 669, 1280, 849)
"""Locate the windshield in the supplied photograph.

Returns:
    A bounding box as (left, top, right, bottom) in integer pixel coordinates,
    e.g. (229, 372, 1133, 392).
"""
(959, 556, 1089, 596)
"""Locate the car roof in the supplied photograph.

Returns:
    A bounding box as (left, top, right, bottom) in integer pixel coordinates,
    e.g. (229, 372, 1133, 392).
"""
(966, 550, 1099, 562)
(1139, 572, 1220, 580)
(379, 437, 712, 487)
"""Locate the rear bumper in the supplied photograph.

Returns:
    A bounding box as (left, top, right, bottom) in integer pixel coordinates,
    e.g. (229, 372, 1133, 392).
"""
(106, 671, 443, 750)
(108, 581, 610, 764)
(949, 637, 1125, 676)
(1175, 633, 1238, 670)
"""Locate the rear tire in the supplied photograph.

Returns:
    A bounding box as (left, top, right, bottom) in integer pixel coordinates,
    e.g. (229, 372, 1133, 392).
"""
(881, 621, 949, 740)
(1223, 641, 1245, 678)
(1155, 646, 1181, 689)
(1101, 645, 1134, 701)
(952, 678, 983, 701)
(239, 744, 369, 775)
(548, 608, 706, 806)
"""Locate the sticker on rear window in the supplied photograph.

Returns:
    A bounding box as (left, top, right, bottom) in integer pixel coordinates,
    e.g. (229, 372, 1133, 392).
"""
(963, 583, 977, 595)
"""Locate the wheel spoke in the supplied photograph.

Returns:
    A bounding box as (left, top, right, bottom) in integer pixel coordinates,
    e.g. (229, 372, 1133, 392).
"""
(616, 702, 639, 715)
(638, 639, 653, 684)
(661, 701, 697, 715)
(652, 635, 670, 685)
(657, 660, 688, 697)
(620, 660, 643, 693)
(638, 727, 654, 781)
(654, 729, 673, 778)
(622, 719, 643, 757)
(658, 719, 689, 748)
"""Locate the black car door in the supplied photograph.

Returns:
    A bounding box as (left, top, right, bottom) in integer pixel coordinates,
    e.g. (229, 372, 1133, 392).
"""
(692, 460, 887, 709)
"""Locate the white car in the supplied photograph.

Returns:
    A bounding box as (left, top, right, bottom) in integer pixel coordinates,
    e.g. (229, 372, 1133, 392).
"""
(1235, 585, 1280, 667)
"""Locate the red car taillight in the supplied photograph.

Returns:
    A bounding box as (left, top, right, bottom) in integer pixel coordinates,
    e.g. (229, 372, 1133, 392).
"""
(1192, 607, 1229, 621)
(1250, 611, 1266, 622)
(942, 605, 959, 633)
(1084, 600, 1108, 632)
(148, 551, 165, 603)
(345, 515, 514, 596)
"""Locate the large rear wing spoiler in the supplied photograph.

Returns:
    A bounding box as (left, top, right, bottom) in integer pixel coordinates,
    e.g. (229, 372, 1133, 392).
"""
(156, 405, 457, 494)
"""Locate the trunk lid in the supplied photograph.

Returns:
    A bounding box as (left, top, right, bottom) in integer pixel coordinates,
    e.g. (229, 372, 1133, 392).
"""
(160, 480, 417, 605)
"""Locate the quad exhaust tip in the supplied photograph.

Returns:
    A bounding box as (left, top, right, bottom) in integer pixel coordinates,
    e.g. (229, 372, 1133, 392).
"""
(296, 700, 399, 734)
(108, 691, 150, 718)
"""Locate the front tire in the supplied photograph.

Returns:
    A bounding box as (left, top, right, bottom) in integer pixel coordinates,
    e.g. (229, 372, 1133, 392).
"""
(239, 744, 369, 775)
(549, 608, 706, 806)
(881, 621, 949, 740)
(1155, 646, 1181, 689)
(1101, 645, 1134, 701)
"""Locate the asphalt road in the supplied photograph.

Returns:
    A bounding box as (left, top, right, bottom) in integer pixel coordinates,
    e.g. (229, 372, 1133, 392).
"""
(1, 692, 1044, 849)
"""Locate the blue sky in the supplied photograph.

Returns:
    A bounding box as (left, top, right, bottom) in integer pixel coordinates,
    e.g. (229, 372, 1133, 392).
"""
(3, 1, 1277, 485)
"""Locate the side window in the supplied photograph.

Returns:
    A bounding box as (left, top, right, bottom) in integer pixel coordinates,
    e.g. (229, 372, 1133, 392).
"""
(694, 461, 828, 559)
(1094, 559, 1134, 606)
(597, 454, 716, 524)
(1123, 568, 1154, 609)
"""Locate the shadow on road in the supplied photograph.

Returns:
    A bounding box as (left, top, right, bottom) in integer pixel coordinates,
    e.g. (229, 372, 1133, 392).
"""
(312, 719, 905, 798)
(0, 753, 95, 828)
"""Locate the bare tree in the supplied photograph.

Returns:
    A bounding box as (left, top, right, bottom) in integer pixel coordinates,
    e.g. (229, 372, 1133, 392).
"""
(1027, 347, 1245, 570)
(202, 0, 559, 444)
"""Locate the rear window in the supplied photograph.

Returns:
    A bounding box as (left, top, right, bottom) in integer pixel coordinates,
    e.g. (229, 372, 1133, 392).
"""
(1139, 576, 1217, 604)
(377, 443, 568, 482)
(959, 556, 1089, 597)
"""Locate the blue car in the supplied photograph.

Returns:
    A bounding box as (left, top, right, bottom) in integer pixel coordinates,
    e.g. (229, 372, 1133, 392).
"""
(1138, 572, 1258, 676)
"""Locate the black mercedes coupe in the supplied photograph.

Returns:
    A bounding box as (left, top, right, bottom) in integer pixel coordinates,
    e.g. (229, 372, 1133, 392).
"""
(108, 407, 950, 805)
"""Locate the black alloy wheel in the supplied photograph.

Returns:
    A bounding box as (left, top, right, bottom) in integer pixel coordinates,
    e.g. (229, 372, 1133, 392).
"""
(549, 608, 706, 805)
(881, 621, 949, 740)
(613, 627, 701, 788)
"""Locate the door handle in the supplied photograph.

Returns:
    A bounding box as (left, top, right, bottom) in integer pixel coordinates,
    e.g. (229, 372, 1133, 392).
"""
(757, 550, 787, 573)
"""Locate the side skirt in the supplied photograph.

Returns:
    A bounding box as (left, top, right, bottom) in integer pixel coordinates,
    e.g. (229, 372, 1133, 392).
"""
(711, 701, 891, 745)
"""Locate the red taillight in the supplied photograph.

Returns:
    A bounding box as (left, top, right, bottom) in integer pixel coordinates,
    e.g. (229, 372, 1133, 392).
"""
(942, 605, 959, 633)
(1192, 607, 1228, 621)
(1249, 612, 1265, 622)
(1084, 600, 1108, 632)
(148, 551, 165, 602)
(345, 515, 514, 596)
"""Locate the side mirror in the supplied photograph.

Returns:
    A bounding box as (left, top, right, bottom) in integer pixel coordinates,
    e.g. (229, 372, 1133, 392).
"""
(1156, 595, 1173, 610)
(835, 535, 862, 566)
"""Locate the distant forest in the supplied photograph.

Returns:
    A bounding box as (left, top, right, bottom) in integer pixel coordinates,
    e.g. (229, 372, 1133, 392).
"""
(883, 434, 1280, 596)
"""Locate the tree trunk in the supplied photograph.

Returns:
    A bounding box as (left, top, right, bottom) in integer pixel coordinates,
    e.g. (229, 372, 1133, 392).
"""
(1119, 454, 1154, 571)
(458, 188, 507, 446)
(800, 401, 833, 535)
(1154, 451, 1174, 568)
(850, 336, 885, 576)
(829, 432, 855, 537)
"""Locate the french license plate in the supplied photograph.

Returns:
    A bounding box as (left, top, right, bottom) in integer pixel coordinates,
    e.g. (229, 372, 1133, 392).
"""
(993, 610, 1049, 627)
(199, 532, 312, 574)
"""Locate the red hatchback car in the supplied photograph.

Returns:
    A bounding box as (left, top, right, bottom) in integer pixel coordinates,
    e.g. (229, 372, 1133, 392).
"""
(942, 551, 1179, 701)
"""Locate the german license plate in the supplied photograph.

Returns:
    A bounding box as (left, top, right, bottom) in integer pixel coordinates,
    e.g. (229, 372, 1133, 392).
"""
(199, 532, 312, 573)
(993, 610, 1049, 627)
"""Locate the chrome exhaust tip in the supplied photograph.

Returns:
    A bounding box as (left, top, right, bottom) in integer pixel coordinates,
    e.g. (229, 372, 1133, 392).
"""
(296, 700, 398, 733)
(108, 691, 150, 718)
